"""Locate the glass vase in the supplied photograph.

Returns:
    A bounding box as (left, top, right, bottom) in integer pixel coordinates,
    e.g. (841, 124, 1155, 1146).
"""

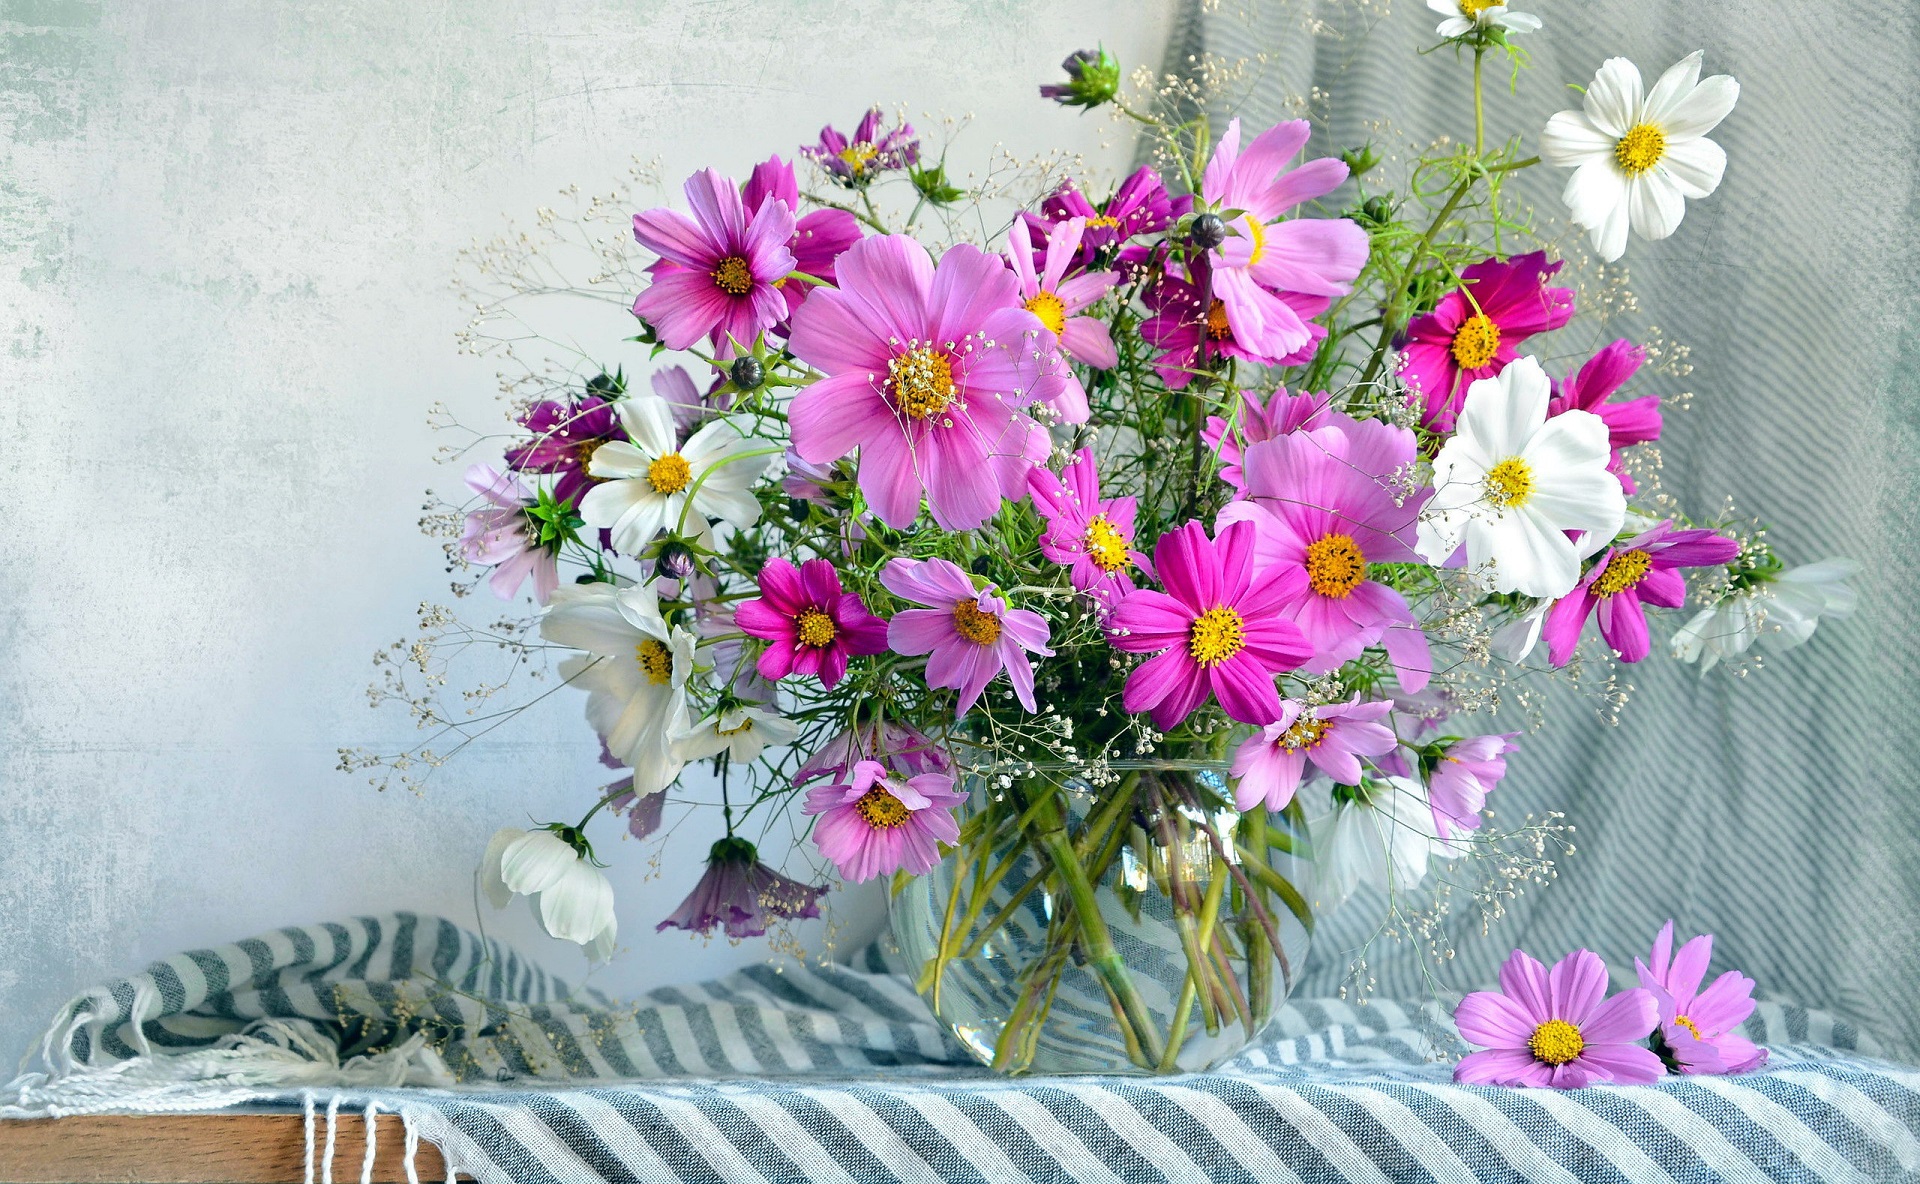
(890, 761, 1312, 1075)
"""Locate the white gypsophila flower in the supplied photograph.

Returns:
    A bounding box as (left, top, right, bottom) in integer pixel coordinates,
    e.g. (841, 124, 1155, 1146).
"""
(1541, 51, 1739, 263)
(1307, 777, 1455, 914)
(1427, 0, 1540, 39)
(1417, 356, 1626, 599)
(579, 394, 772, 555)
(482, 827, 618, 960)
(541, 580, 698, 794)
(1671, 559, 1858, 674)
(673, 705, 800, 764)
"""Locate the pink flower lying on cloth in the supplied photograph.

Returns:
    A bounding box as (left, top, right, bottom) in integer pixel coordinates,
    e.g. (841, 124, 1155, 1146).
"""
(785, 235, 1060, 530)
(657, 836, 826, 939)
(459, 465, 559, 604)
(1231, 697, 1397, 811)
(1400, 251, 1574, 432)
(1107, 520, 1314, 730)
(1542, 519, 1740, 666)
(1027, 447, 1153, 612)
(1636, 921, 1768, 1075)
(734, 557, 889, 690)
(1549, 339, 1663, 493)
(631, 168, 796, 360)
(1454, 947, 1663, 1088)
(804, 760, 963, 882)
(1426, 732, 1518, 840)
(882, 557, 1054, 717)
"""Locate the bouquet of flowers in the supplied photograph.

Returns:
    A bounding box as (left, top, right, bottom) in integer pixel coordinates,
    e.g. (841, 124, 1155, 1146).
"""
(355, 6, 1858, 1076)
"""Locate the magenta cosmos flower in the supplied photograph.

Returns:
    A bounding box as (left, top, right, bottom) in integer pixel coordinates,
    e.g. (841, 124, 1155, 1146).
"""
(1401, 251, 1574, 432)
(1007, 217, 1118, 418)
(631, 168, 796, 360)
(1636, 921, 1767, 1075)
(460, 465, 559, 604)
(802, 108, 918, 186)
(742, 155, 862, 320)
(657, 836, 826, 939)
(804, 760, 963, 882)
(1140, 263, 1330, 387)
(1542, 520, 1740, 666)
(1036, 166, 1175, 263)
(1201, 118, 1368, 362)
(1454, 948, 1663, 1088)
(506, 383, 627, 509)
(786, 235, 1060, 531)
(1218, 417, 1434, 691)
(1202, 386, 1338, 493)
(882, 557, 1053, 717)
(1026, 447, 1153, 612)
(1549, 339, 1663, 493)
(1427, 733, 1518, 840)
(734, 557, 889, 690)
(793, 717, 950, 788)
(1231, 697, 1397, 811)
(1107, 520, 1314, 730)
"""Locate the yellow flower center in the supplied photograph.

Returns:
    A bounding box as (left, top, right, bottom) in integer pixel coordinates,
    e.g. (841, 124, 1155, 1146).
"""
(794, 607, 838, 648)
(951, 599, 1002, 646)
(1458, 0, 1500, 16)
(716, 717, 757, 737)
(1592, 548, 1654, 597)
(1277, 716, 1330, 751)
(888, 347, 957, 420)
(1084, 515, 1132, 573)
(1205, 298, 1233, 342)
(647, 452, 692, 494)
(1086, 214, 1122, 231)
(1305, 533, 1368, 599)
(1614, 123, 1667, 175)
(1188, 606, 1246, 666)
(1242, 218, 1267, 266)
(1483, 457, 1533, 509)
(1450, 313, 1502, 370)
(635, 639, 674, 686)
(711, 255, 753, 297)
(853, 786, 911, 829)
(837, 142, 879, 172)
(1672, 1014, 1702, 1040)
(1529, 1019, 1586, 1066)
(1025, 290, 1068, 336)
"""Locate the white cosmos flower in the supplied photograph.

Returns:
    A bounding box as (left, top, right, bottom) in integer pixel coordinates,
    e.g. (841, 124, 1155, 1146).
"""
(1541, 51, 1739, 263)
(1488, 598, 1549, 663)
(541, 580, 698, 794)
(580, 395, 772, 555)
(1307, 777, 1456, 914)
(673, 705, 799, 764)
(1417, 356, 1627, 599)
(482, 827, 618, 961)
(1671, 559, 1858, 674)
(1427, 0, 1540, 39)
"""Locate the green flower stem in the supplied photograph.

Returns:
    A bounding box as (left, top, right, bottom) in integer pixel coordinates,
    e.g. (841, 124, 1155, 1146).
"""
(1155, 973, 1200, 1074)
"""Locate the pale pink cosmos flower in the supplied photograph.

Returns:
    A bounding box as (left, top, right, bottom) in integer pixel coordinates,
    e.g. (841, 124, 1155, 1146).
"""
(1231, 697, 1398, 811)
(1636, 921, 1768, 1075)
(804, 760, 964, 883)
(1027, 447, 1153, 613)
(1006, 217, 1117, 422)
(1454, 948, 1663, 1088)
(882, 557, 1053, 718)
(460, 464, 558, 604)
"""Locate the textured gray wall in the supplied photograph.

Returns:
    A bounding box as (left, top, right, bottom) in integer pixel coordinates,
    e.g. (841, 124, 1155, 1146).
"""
(0, 0, 1177, 1066)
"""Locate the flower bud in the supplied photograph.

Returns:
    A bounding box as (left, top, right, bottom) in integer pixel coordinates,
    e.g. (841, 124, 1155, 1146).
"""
(729, 355, 765, 391)
(1341, 145, 1381, 178)
(1038, 47, 1120, 109)
(1360, 195, 1398, 227)
(657, 542, 696, 580)
(584, 371, 624, 400)
(1189, 212, 1228, 250)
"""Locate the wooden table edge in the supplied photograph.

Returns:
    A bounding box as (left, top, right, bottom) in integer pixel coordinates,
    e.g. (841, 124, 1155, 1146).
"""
(0, 1113, 457, 1183)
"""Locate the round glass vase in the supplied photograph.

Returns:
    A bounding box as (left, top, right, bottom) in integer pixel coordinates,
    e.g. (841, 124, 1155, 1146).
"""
(890, 761, 1312, 1076)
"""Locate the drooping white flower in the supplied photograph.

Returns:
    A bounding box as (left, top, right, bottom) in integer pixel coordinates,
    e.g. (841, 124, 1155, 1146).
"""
(1671, 559, 1858, 674)
(1488, 599, 1549, 663)
(1417, 356, 1626, 599)
(1541, 51, 1739, 262)
(579, 395, 772, 555)
(482, 827, 618, 960)
(541, 581, 698, 794)
(673, 705, 800, 764)
(1307, 777, 1455, 913)
(1427, 0, 1540, 39)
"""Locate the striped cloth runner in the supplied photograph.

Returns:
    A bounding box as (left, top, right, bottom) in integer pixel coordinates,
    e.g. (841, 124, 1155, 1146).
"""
(5, 914, 1918, 1182)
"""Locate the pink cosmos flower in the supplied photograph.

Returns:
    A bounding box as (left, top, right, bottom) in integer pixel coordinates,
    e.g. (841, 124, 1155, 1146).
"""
(1542, 520, 1740, 666)
(1636, 921, 1767, 1075)
(804, 760, 964, 882)
(1549, 339, 1663, 493)
(1427, 733, 1518, 840)
(657, 836, 826, 939)
(734, 558, 890, 690)
(1201, 118, 1368, 362)
(1006, 217, 1118, 420)
(1201, 386, 1337, 492)
(1217, 418, 1434, 691)
(785, 235, 1059, 530)
(742, 155, 862, 320)
(506, 384, 626, 509)
(1107, 520, 1314, 730)
(1026, 447, 1153, 612)
(1400, 251, 1575, 432)
(1454, 948, 1664, 1088)
(882, 558, 1054, 717)
(1140, 263, 1329, 387)
(802, 108, 918, 186)
(631, 168, 796, 360)
(1036, 166, 1174, 262)
(460, 465, 559, 604)
(1231, 697, 1398, 811)
(793, 717, 951, 788)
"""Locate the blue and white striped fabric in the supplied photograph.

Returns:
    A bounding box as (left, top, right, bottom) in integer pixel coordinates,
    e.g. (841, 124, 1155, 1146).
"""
(5, 914, 1918, 1182)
